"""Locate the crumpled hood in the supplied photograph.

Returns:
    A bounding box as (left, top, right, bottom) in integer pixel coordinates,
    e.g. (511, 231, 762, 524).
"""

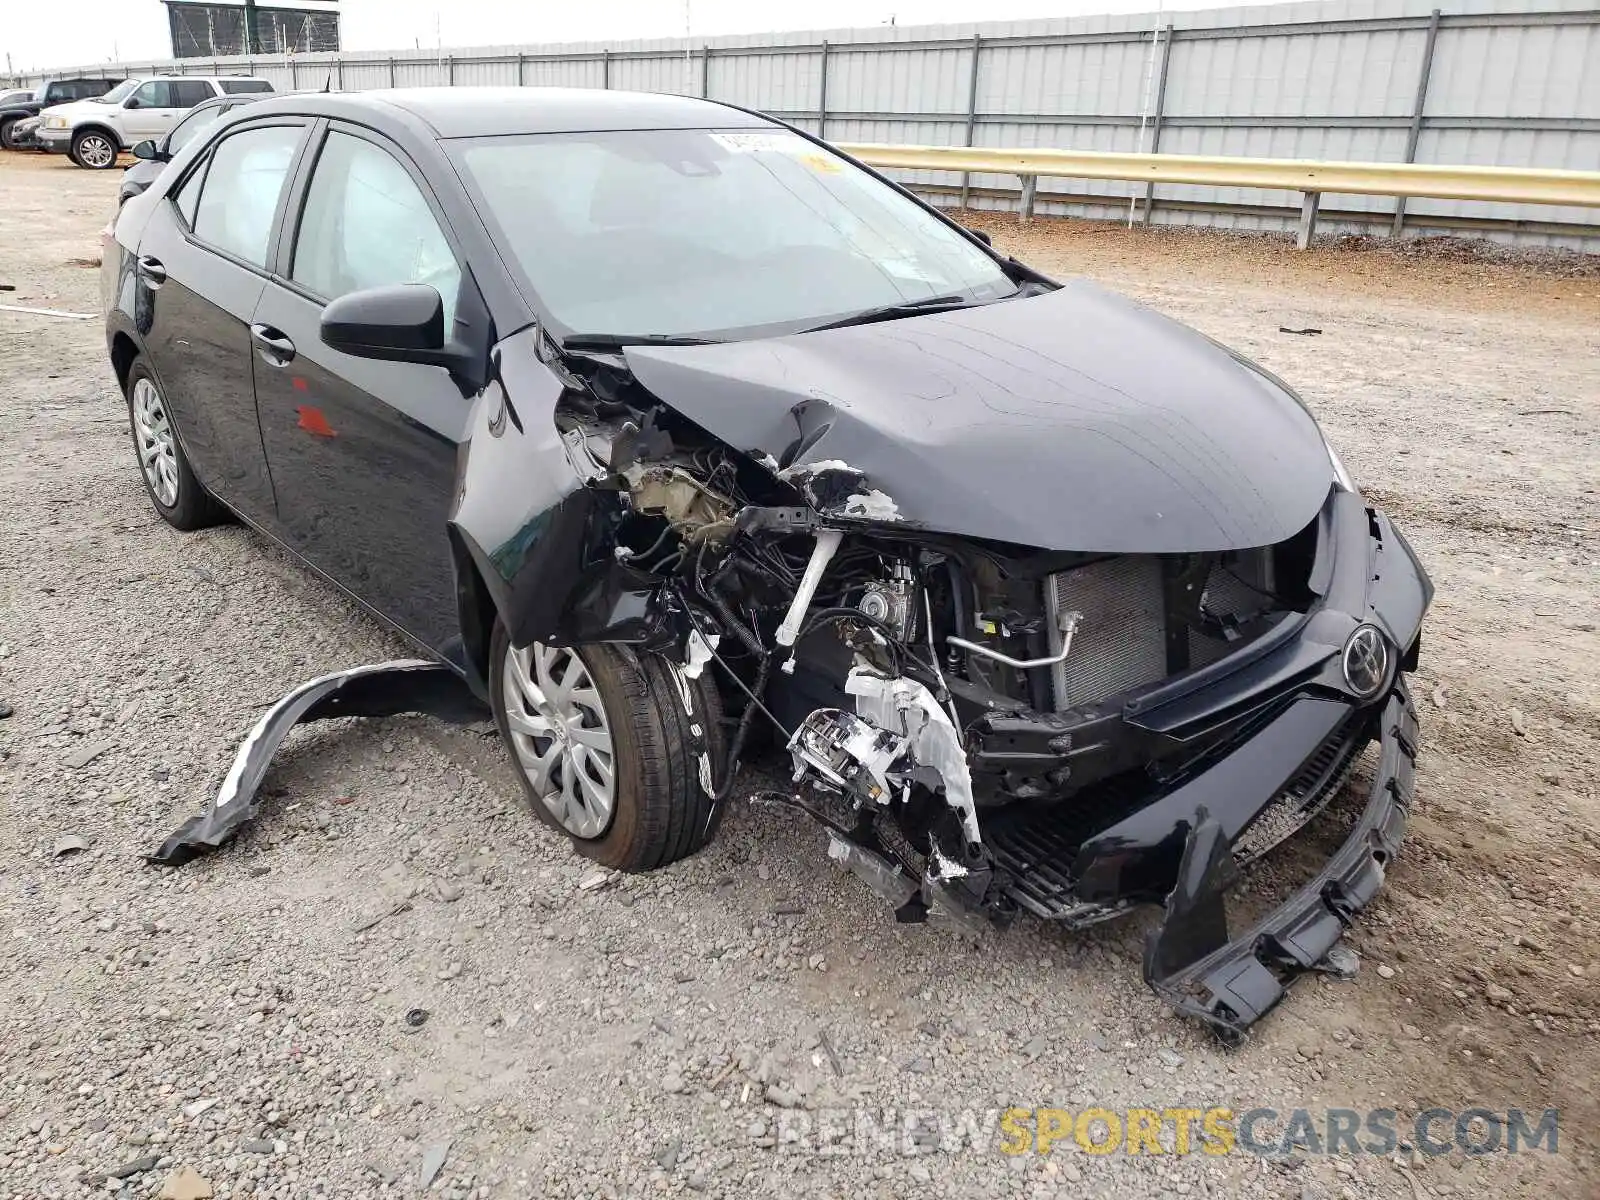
(624, 281, 1334, 554)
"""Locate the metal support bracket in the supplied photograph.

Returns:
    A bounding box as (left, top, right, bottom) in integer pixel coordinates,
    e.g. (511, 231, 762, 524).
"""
(1297, 190, 1321, 249)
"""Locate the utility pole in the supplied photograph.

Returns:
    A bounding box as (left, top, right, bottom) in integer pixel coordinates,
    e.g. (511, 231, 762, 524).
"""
(243, 0, 260, 55)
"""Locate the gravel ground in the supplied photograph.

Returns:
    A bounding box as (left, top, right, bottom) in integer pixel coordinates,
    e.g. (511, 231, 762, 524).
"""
(1, 154, 1596, 1200)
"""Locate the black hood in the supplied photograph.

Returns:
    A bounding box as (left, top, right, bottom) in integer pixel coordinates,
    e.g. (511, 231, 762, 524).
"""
(624, 281, 1334, 554)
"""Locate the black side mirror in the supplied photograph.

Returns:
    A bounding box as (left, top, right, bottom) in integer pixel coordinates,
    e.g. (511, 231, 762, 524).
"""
(966, 227, 992, 246)
(125, 97, 142, 109)
(131, 139, 161, 162)
(321, 284, 482, 389)
(323, 283, 445, 356)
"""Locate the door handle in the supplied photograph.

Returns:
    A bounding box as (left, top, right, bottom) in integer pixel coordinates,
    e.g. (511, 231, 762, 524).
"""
(249, 324, 296, 366)
(136, 255, 166, 286)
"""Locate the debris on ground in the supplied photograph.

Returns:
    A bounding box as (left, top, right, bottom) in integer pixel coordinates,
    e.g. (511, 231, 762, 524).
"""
(157, 1166, 213, 1200)
(418, 1142, 451, 1190)
(62, 739, 111, 769)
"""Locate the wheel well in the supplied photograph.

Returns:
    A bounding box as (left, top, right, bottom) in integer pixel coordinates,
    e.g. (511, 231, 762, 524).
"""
(110, 333, 139, 394)
(73, 124, 119, 148)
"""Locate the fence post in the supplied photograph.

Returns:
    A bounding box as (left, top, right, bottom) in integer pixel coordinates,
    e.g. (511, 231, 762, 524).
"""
(336, 56, 344, 90)
(289, 57, 298, 88)
(1139, 23, 1175, 226)
(601, 48, 610, 89)
(701, 45, 711, 98)
(1392, 8, 1442, 239)
(959, 34, 981, 210)
(388, 56, 396, 87)
(1297, 191, 1321, 249)
(1019, 174, 1037, 223)
(817, 40, 829, 140)
(446, 55, 454, 86)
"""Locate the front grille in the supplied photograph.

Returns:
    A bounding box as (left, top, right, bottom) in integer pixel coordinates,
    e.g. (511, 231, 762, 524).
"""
(988, 713, 1375, 920)
(1046, 557, 1167, 709)
(1232, 713, 1372, 865)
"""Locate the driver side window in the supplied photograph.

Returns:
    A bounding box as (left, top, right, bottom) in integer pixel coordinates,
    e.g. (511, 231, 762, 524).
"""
(290, 130, 461, 330)
(131, 80, 173, 108)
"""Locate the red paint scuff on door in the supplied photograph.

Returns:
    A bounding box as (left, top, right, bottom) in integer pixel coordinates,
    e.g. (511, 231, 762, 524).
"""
(296, 406, 337, 437)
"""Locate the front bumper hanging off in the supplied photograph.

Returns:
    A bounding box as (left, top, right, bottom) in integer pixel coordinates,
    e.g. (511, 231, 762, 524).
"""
(1143, 683, 1417, 1040)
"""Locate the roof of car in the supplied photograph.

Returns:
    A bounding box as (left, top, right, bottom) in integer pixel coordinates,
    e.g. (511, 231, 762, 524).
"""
(272, 87, 773, 138)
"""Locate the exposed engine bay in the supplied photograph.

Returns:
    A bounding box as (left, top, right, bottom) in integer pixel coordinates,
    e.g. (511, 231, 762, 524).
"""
(550, 346, 1324, 933)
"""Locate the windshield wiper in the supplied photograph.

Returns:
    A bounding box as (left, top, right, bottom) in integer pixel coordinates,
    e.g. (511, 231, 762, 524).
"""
(800, 293, 975, 334)
(560, 333, 724, 352)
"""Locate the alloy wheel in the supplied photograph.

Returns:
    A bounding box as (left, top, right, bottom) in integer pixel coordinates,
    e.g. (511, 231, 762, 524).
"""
(77, 134, 115, 168)
(131, 377, 179, 506)
(502, 641, 616, 838)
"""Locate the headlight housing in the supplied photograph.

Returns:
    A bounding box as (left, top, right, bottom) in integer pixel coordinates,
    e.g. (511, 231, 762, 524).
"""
(45, 116, 68, 129)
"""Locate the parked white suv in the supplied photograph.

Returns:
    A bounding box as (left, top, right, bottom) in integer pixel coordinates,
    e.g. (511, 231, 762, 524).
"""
(38, 75, 273, 169)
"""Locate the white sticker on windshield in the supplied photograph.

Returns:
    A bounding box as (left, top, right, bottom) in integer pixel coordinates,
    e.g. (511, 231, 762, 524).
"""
(710, 132, 800, 155)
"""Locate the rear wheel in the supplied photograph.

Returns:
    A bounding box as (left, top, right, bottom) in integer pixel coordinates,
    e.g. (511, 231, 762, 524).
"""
(0, 118, 20, 150)
(125, 360, 225, 531)
(490, 622, 726, 872)
(70, 128, 118, 169)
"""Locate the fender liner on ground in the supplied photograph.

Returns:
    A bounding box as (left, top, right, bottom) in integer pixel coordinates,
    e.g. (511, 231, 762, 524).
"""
(147, 660, 483, 867)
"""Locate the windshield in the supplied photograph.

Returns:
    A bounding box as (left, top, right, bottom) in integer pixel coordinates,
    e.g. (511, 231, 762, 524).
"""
(96, 79, 141, 104)
(452, 128, 1017, 341)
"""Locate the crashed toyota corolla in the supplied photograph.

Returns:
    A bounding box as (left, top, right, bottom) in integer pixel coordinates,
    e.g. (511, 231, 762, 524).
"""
(104, 87, 1430, 1039)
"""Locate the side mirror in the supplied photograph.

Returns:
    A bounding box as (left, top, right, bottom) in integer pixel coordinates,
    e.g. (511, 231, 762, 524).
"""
(125, 97, 141, 109)
(966, 227, 992, 246)
(321, 283, 478, 374)
(131, 139, 161, 161)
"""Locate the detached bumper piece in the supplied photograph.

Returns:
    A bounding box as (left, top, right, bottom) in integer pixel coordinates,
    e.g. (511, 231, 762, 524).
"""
(1144, 684, 1418, 1042)
(148, 660, 481, 867)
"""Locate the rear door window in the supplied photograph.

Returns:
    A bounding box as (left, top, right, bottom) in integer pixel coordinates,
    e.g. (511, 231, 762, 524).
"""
(220, 80, 274, 95)
(187, 124, 305, 268)
(171, 81, 215, 109)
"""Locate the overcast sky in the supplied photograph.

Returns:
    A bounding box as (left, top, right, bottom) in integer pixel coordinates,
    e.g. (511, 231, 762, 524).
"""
(7, 0, 1233, 73)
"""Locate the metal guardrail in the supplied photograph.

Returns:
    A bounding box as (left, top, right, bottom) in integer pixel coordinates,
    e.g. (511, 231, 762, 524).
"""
(839, 143, 1600, 248)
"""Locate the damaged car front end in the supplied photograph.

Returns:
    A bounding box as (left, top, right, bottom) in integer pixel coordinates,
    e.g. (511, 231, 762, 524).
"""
(450, 272, 1431, 1040)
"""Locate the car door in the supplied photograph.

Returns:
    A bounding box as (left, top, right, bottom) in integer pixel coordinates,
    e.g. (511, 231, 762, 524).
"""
(135, 118, 311, 525)
(122, 79, 192, 143)
(251, 123, 474, 656)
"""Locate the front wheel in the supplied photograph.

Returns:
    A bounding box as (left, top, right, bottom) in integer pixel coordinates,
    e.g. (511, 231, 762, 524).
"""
(489, 623, 726, 872)
(70, 128, 118, 169)
(0, 118, 19, 150)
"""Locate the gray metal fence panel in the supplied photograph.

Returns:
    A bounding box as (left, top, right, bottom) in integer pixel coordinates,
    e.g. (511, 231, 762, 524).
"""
(9, 0, 1597, 248)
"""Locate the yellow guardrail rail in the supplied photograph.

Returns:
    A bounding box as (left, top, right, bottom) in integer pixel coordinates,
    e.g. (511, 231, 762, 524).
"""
(836, 143, 1600, 247)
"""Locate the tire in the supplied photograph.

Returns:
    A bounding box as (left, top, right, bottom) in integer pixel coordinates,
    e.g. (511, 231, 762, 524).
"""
(124, 359, 225, 531)
(0, 118, 19, 151)
(70, 127, 118, 169)
(490, 621, 727, 872)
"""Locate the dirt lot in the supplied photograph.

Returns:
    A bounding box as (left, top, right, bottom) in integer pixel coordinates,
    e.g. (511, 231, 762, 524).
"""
(1, 152, 1597, 1200)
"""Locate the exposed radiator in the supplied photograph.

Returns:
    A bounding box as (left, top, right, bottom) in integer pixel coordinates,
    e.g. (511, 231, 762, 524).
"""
(1045, 557, 1167, 709)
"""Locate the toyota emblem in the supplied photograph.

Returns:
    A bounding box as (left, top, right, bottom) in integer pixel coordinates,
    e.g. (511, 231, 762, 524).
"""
(1342, 624, 1390, 698)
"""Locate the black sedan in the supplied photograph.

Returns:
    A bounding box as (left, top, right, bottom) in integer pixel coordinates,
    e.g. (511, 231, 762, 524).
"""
(105, 88, 1430, 1038)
